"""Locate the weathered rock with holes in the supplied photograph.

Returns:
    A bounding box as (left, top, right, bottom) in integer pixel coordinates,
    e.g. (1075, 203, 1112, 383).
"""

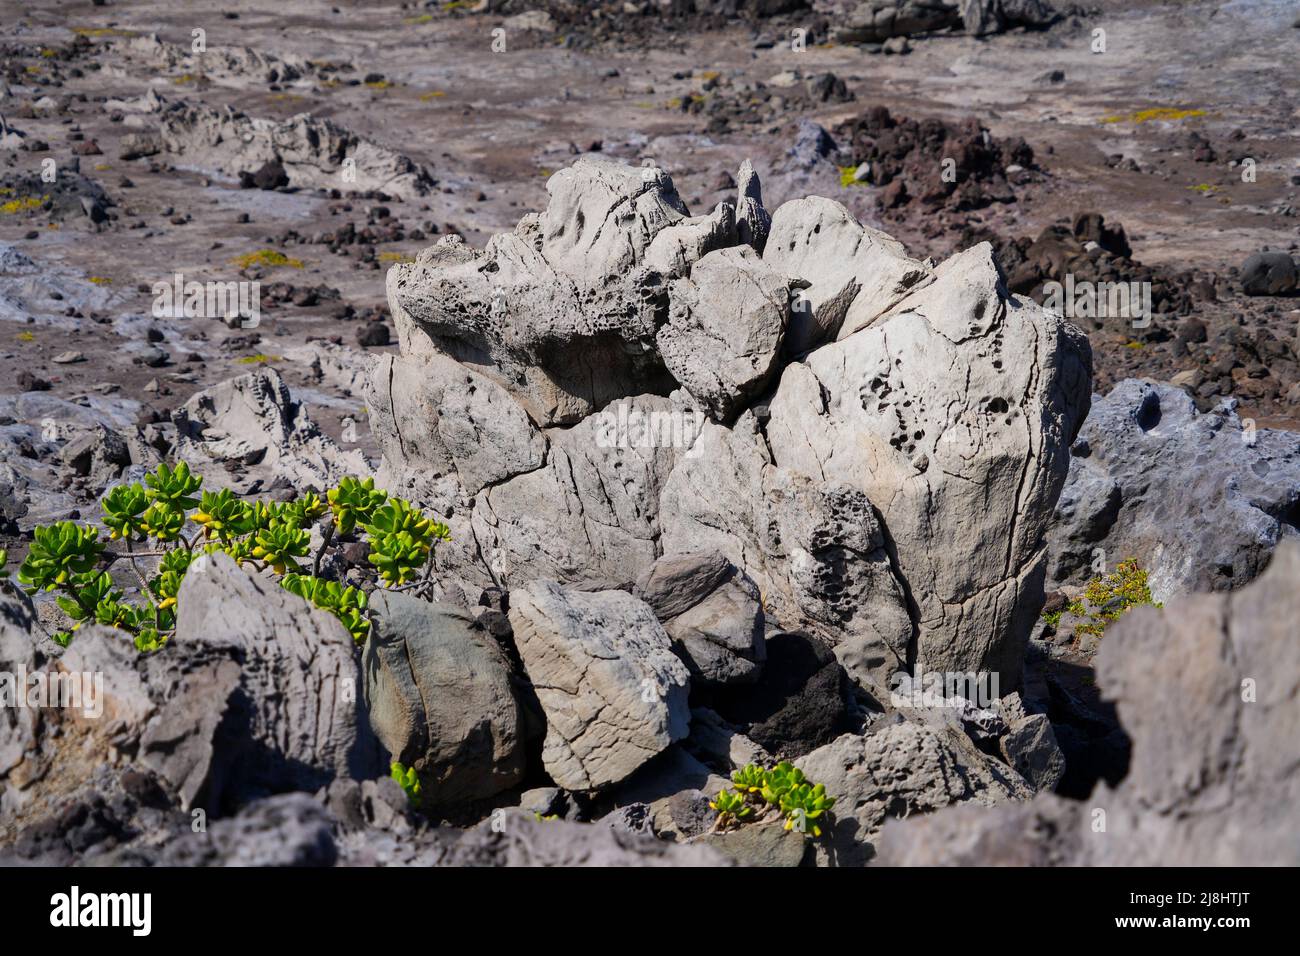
(1046, 379, 1300, 600)
(764, 243, 1092, 688)
(508, 581, 691, 791)
(874, 540, 1300, 866)
(660, 413, 914, 692)
(372, 157, 1090, 700)
(362, 590, 526, 806)
(635, 551, 766, 685)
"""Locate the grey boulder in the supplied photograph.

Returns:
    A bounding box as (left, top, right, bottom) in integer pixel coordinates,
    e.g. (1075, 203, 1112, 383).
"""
(1240, 251, 1298, 296)
(635, 551, 766, 685)
(1047, 379, 1300, 599)
(508, 581, 691, 791)
(362, 590, 526, 806)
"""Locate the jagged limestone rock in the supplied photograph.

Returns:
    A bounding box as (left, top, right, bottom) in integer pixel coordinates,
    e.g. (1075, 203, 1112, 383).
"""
(764, 243, 1092, 688)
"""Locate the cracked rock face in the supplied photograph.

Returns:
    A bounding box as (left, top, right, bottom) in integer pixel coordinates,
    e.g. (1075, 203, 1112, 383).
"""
(763, 195, 932, 354)
(659, 246, 789, 422)
(508, 581, 691, 791)
(1047, 378, 1300, 601)
(1, 553, 374, 831)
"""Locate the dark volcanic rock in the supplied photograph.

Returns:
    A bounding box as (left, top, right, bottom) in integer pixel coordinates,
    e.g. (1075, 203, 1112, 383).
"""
(699, 632, 851, 758)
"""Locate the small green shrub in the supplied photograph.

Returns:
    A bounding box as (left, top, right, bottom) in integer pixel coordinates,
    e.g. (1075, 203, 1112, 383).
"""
(708, 788, 754, 827)
(1055, 559, 1162, 640)
(713, 761, 837, 837)
(0, 462, 450, 650)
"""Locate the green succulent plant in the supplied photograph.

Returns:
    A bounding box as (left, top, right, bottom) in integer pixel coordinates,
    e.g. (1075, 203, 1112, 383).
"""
(779, 782, 836, 837)
(14, 467, 449, 653)
(250, 521, 310, 574)
(101, 483, 149, 541)
(281, 573, 370, 642)
(327, 476, 387, 535)
(759, 761, 807, 806)
(18, 522, 105, 590)
(140, 502, 185, 542)
(390, 761, 421, 808)
(192, 488, 252, 540)
(709, 787, 754, 828)
(713, 760, 836, 838)
(731, 763, 766, 794)
(281, 491, 328, 528)
(143, 460, 202, 511)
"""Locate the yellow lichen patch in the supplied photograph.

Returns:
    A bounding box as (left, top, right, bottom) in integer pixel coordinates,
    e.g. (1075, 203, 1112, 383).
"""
(665, 94, 705, 109)
(236, 354, 282, 365)
(405, 13, 434, 24)
(365, 79, 395, 90)
(172, 73, 202, 85)
(699, 70, 720, 82)
(418, 90, 446, 101)
(838, 165, 866, 188)
(93, 164, 111, 171)
(232, 249, 304, 270)
(0, 195, 45, 215)
(1101, 107, 1207, 125)
(40, 48, 57, 58)
(72, 27, 136, 37)
(88, 276, 112, 286)
(16, 331, 35, 343)
(377, 251, 415, 263)
(1188, 183, 1216, 193)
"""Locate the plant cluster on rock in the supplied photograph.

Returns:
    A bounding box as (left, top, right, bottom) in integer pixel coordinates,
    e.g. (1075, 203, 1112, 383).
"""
(4, 464, 449, 649)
